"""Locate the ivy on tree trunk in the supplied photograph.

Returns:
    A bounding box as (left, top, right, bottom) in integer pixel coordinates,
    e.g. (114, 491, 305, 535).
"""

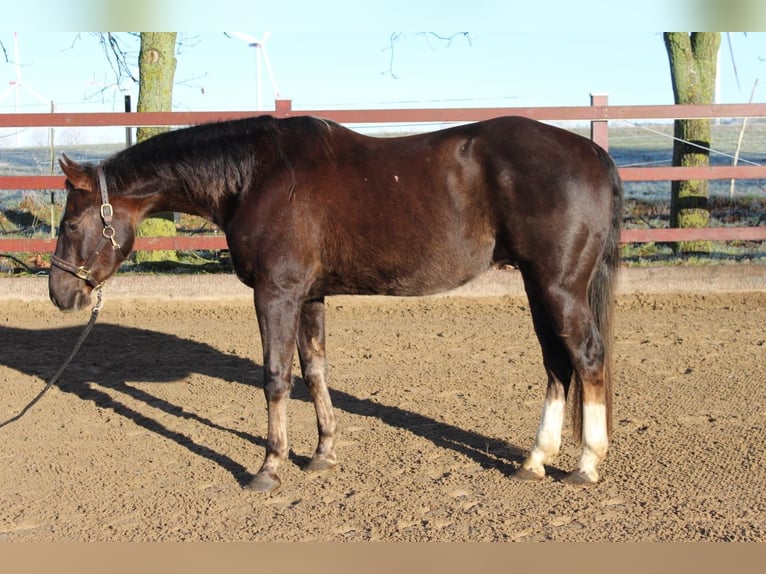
(663, 32, 720, 253)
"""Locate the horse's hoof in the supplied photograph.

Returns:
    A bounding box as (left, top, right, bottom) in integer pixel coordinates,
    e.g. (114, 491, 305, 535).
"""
(562, 470, 598, 486)
(244, 472, 281, 493)
(513, 467, 545, 482)
(305, 456, 337, 472)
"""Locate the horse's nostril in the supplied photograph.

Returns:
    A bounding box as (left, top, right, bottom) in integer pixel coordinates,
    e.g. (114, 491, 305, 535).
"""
(72, 290, 91, 312)
(48, 285, 89, 312)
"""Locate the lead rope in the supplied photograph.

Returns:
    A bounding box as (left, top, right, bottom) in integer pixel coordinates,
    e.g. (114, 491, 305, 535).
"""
(0, 286, 104, 429)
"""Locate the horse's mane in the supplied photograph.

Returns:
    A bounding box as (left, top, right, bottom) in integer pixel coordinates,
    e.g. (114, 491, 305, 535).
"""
(103, 115, 337, 203)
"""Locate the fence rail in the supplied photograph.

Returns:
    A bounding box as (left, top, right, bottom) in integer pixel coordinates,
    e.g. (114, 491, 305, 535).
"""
(2, 99, 766, 255)
(2, 102, 766, 128)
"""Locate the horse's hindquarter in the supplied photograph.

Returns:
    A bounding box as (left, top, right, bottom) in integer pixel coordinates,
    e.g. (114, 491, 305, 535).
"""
(480, 117, 617, 266)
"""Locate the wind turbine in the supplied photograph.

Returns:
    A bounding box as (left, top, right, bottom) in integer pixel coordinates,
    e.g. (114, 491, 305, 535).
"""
(228, 32, 280, 111)
(1, 32, 53, 146)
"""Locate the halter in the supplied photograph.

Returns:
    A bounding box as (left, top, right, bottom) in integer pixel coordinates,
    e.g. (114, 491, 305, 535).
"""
(51, 165, 125, 287)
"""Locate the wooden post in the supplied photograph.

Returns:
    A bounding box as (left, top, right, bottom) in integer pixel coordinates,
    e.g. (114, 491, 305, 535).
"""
(590, 93, 608, 151)
(49, 100, 56, 238)
(275, 99, 293, 117)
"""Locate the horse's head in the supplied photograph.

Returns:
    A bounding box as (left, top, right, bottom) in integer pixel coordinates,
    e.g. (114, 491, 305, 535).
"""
(49, 155, 136, 312)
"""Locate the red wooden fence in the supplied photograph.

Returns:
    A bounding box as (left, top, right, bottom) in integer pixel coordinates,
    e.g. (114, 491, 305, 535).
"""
(2, 98, 765, 253)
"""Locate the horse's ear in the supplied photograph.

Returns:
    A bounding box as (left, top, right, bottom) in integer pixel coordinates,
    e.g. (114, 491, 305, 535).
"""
(59, 154, 95, 192)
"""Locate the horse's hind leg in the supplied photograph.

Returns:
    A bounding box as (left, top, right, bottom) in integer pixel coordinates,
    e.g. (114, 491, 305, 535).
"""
(549, 287, 608, 485)
(297, 298, 338, 472)
(518, 270, 609, 485)
(565, 339, 609, 486)
(515, 288, 573, 481)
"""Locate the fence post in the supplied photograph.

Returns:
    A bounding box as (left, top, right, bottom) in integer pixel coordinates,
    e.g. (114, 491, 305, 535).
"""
(275, 99, 293, 117)
(49, 100, 56, 238)
(124, 95, 133, 147)
(590, 93, 608, 151)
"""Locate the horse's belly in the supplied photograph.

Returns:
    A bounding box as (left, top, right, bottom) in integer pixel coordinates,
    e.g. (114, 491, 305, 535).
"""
(319, 236, 496, 297)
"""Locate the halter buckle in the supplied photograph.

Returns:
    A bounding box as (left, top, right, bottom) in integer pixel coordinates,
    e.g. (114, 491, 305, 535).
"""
(100, 203, 114, 221)
(75, 266, 92, 281)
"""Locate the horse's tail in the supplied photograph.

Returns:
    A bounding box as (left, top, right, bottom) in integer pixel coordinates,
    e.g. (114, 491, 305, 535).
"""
(572, 148, 622, 441)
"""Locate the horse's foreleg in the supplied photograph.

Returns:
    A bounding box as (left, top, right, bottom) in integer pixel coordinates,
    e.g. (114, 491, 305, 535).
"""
(297, 298, 338, 472)
(245, 291, 302, 493)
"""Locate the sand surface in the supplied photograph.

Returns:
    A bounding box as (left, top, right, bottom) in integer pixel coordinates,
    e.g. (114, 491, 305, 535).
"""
(1, 269, 764, 541)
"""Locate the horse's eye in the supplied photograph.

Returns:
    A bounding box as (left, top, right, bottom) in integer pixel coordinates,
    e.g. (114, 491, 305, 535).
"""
(64, 220, 79, 232)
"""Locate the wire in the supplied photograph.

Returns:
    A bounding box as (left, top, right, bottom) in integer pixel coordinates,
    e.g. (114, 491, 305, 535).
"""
(618, 119, 764, 167)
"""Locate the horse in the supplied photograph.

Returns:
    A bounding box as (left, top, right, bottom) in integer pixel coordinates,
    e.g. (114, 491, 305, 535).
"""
(49, 115, 623, 492)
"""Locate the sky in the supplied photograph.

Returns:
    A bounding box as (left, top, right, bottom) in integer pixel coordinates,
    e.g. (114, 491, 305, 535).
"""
(2, 1, 766, 145)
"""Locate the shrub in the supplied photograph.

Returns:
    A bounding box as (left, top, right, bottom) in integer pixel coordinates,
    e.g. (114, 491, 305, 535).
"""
(133, 217, 178, 263)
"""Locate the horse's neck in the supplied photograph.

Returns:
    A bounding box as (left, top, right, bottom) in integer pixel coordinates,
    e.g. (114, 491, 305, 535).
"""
(116, 128, 275, 224)
(142, 184, 219, 222)
(114, 161, 219, 223)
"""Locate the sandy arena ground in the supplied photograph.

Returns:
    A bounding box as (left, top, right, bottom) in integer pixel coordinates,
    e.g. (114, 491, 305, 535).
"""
(1, 267, 764, 541)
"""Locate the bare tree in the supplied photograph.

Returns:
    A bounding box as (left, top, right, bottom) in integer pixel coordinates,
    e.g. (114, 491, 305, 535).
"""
(96, 32, 140, 88)
(382, 32, 472, 79)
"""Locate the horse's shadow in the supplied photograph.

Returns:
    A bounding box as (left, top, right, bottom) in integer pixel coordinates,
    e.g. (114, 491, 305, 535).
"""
(0, 321, 539, 487)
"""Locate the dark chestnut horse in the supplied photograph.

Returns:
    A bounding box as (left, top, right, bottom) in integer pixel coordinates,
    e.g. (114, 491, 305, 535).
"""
(49, 115, 622, 492)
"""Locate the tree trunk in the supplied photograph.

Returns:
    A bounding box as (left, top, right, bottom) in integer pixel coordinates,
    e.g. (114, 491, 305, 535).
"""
(136, 32, 177, 143)
(136, 32, 178, 260)
(663, 32, 720, 253)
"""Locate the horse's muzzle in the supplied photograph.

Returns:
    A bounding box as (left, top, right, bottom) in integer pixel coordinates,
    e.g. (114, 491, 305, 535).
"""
(49, 275, 92, 312)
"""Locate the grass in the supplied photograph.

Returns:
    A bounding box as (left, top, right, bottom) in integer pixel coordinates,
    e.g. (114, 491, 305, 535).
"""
(620, 241, 766, 267)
